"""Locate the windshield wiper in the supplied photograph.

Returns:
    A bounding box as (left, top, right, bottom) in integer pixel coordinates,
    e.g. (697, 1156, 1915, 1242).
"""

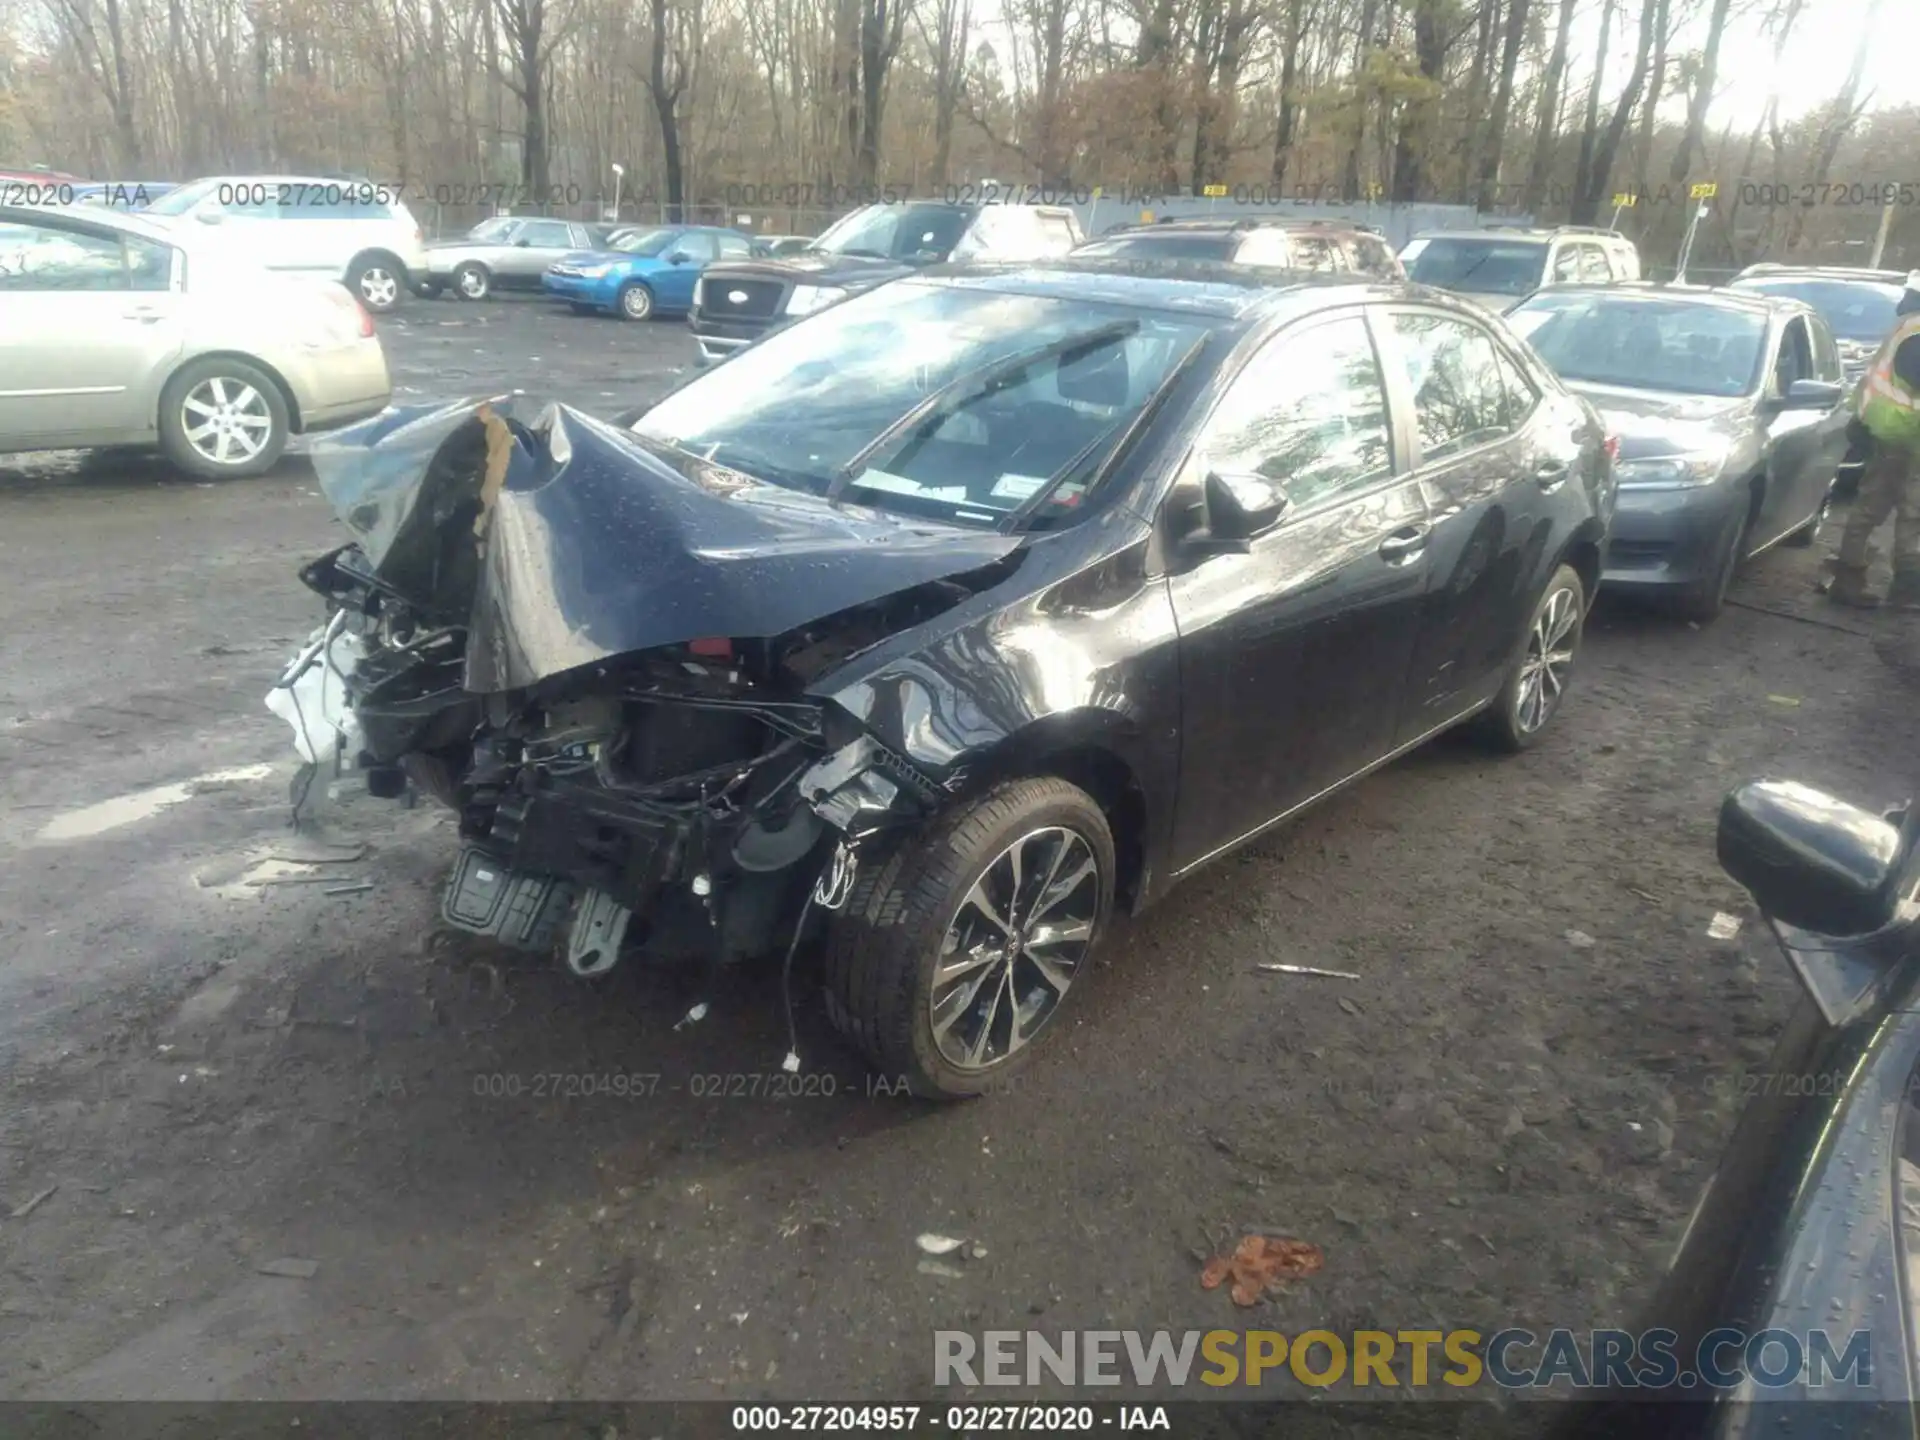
(1001, 332, 1212, 532)
(825, 319, 1144, 505)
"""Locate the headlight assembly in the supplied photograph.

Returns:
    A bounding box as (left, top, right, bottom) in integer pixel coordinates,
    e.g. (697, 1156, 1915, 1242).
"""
(1614, 452, 1727, 488)
(783, 284, 848, 317)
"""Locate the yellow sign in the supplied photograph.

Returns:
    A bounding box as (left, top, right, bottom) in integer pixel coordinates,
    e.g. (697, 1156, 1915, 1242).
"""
(1367, 182, 1384, 200)
(1090, 186, 1103, 199)
(1612, 193, 1637, 207)
(1140, 209, 1155, 223)
(1201, 184, 1229, 198)
(1690, 182, 1718, 199)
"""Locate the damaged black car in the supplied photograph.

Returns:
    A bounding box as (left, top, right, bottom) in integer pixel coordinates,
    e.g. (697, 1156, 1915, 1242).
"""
(278, 259, 1614, 1099)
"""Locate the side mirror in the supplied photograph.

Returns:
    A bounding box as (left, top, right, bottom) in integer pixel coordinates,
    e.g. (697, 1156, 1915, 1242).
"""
(195, 208, 224, 225)
(1717, 780, 1913, 937)
(513, 237, 531, 247)
(1782, 378, 1845, 410)
(1186, 471, 1290, 557)
(667, 252, 690, 265)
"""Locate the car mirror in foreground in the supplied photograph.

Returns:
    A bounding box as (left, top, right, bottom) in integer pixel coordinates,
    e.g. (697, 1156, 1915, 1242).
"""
(1717, 780, 1914, 937)
(1782, 378, 1845, 410)
(1186, 471, 1290, 557)
(195, 209, 223, 225)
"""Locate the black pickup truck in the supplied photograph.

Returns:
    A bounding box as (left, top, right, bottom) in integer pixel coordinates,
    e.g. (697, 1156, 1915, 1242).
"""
(688, 200, 1083, 364)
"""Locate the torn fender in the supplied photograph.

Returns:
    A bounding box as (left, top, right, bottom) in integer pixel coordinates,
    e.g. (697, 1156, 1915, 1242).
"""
(308, 397, 1024, 694)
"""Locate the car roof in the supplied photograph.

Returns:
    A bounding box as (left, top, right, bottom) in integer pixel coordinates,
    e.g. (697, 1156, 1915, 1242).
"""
(912, 256, 1437, 320)
(1731, 265, 1908, 286)
(1412, 226, 1630, 244)
(0, 201, 184, 245)
(1098, 217, 1383, 237)
(1520, 281, 1783, 316)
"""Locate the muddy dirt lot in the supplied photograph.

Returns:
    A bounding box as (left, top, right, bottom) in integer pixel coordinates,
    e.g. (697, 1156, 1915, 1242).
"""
(2, 296, 1916, 1423)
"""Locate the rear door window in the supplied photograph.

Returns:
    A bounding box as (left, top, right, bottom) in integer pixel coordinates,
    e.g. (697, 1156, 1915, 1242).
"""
(1576, 244, 1613, 283)
(518, 219, 575, 249)
(1386, 311, 1514, 462)
(1550, 245, 1580, 283)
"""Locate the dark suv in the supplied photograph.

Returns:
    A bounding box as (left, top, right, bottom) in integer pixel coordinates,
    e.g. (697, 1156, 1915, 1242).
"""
(688, 200, 1083, 363)
(1074, 218, 1404, 280)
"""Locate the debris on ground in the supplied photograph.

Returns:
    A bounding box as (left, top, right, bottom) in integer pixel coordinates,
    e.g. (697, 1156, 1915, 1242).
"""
(9, 1184, 58, 1219)
(324, 882, 374, 897)
(916, 1234, 966, 1256)
(256, 1257, 320, 1279)
(1707, 913, 1742, 940)
(265, 844, 367, 864)
(1565, 929, 1597, 949)
(916, 1259, 965, 1281)
(1200, 1235, 1324, 1307)
(1256, 963, 1361, 981)
(1765, 695, 1801, 708)
(1337, 997, 1362, 1017)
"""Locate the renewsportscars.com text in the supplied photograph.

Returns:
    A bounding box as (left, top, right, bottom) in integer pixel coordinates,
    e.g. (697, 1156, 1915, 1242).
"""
(933, 1327, 1874, 1392)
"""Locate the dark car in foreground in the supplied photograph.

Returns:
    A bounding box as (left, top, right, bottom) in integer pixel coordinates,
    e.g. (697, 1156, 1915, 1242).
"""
(1728, 265, 1915, 494)
(280, 260, 1612, 1098)
(1564, 776, 1920, 1439)
(1507, 285, 1849, 620)
(686, 199, 1083, 363)
(1072, 217, 1405, 280)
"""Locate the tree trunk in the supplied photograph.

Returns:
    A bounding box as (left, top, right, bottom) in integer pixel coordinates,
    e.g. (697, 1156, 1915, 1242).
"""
(1785, 0, 1884, 249)
(1522, 0, 1575, 214)
(1570, 0, 1614, 216)
(1342, 0, 1379, 200)
(1668, 0, 1731, 184)
(1458, 0, 1497, 199)
(1572, 0, 1656, 224)
(1389, 0, 1447, 202)
(1474, 0, 1529, 211)
(1269, 0, 1306, 188)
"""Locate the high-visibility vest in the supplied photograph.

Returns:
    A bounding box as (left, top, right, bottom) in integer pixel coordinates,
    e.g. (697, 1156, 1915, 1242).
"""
(1855, 312, 1920, 454)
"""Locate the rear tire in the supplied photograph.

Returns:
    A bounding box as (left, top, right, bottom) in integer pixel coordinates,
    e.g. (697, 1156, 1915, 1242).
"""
(452, 262, 492, 301)
(347, 253, 405, 313)
(157, 356, 290, 479)
(1477, 564, 1585, 753)
(824, 777, 1114, 1100)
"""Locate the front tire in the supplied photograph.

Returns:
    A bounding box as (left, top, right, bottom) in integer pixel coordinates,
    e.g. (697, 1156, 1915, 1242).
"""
(617, 282, 654, 321)
(157, 357, 290, 479)
(1672, 505, 1749, 621)
(824, 777, 1115, 1100)
(1478, 563, 1585, 753)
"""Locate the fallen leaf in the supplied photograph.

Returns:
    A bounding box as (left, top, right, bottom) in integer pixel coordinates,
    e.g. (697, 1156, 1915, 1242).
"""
(1199, 1256, 1231, 1289)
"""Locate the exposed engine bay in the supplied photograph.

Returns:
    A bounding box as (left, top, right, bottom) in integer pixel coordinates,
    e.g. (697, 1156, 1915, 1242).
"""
(274, 395, 1021, 993)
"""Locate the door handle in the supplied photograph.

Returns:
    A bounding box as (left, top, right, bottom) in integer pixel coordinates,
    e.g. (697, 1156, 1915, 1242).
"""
(1378, 524, 1430, 564)
(122, 306, 165, 324)
(1534, 458, 1571, 491)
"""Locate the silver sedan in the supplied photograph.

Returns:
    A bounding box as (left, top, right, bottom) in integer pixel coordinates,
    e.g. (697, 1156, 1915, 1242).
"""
(0, 203, 390, 477)
(419, 216, 623, 300)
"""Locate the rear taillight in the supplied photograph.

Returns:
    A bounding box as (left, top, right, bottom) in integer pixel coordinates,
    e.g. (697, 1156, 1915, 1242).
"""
(1603, 435, 1620, 463)
(355, 301, 374, 337)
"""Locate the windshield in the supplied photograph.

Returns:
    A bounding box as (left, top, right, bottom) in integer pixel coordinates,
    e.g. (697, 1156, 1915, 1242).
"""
(610, 227, 679, 256)
(467, 216, 518, 243)
(1406, 238, 1548, 296)
(1729, 278, 1902, 343)
(811, 203, 972, 262)
(1075, 233, 1238, 263)
(1507, 293, 1768, 397)
(631, 281, 1212, 527)
(145, 178, 219, 216)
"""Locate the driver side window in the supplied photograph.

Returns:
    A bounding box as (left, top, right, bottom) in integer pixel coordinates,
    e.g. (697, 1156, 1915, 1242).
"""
(1198, 314, 1393, 512)
(1773, 318, 1813, 394)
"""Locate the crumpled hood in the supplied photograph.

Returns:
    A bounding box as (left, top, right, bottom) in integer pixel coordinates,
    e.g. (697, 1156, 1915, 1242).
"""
(307, 397, 1023, 694)
(1566, 382, 1750, 460)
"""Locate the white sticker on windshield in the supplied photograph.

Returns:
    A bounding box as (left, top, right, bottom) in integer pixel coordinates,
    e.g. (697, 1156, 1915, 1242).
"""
(991, 473, 1049, 501)
(854, 468, 968, 502)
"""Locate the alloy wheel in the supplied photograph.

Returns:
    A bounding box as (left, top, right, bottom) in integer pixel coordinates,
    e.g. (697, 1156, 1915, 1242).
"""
(456, 266, 489, 300)
(1514, 585, 1578, 736)
(358, 266, 399, 309)
(621, 285, 653, 320)
(930, 825, 1100, 1071)
(180, 377, 274, 467)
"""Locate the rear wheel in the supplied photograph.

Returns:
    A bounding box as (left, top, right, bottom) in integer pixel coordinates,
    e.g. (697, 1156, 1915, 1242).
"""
(157, 357, 289, 479)
(1478, 564, 1585, 753)
(617, 282, 654, 321)
(824, 777, 1114, 1100)
(452, 262, 492, 301)
(347, 254, 405, 313)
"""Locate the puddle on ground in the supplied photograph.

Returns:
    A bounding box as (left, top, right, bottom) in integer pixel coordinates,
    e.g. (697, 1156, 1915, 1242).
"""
(36, 764, 276, 843)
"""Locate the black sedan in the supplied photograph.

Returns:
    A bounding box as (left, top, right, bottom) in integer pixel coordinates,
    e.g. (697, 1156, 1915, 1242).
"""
(1565, 776, 1920, 1438)
(293, 260, 1613, 1098)
(1508, 285, 1850, 620)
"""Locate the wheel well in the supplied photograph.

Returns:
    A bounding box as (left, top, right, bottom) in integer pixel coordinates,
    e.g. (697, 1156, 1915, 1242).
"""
(1562, 534, 1602, 604)
(1009, 744, 1148, 914)
(161, 352, 302, 434)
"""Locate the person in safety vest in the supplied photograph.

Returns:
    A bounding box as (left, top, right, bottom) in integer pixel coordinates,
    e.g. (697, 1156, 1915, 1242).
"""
(1829, 272, 1920, 609)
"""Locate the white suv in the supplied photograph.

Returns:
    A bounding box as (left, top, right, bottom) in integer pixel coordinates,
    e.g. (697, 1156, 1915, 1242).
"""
(142, 176, 429, 312)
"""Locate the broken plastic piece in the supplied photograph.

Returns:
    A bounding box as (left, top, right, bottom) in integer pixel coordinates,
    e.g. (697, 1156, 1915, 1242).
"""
(780, 1051, 800, 1074)
(691, 873, 713, 897)
(917, 1234, 966, 1256)
(1708, 912, 1742, 940)
(567, 887, 634, 978)
(674, 1002, 711, 1031)
(1256, 963, 1360, 981)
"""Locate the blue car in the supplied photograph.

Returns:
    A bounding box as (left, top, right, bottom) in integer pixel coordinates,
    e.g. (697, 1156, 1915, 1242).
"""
(543, 225, 754, 320)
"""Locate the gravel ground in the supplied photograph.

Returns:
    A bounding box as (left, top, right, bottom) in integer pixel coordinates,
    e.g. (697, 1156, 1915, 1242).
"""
(1, 295, 1917, 1422)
